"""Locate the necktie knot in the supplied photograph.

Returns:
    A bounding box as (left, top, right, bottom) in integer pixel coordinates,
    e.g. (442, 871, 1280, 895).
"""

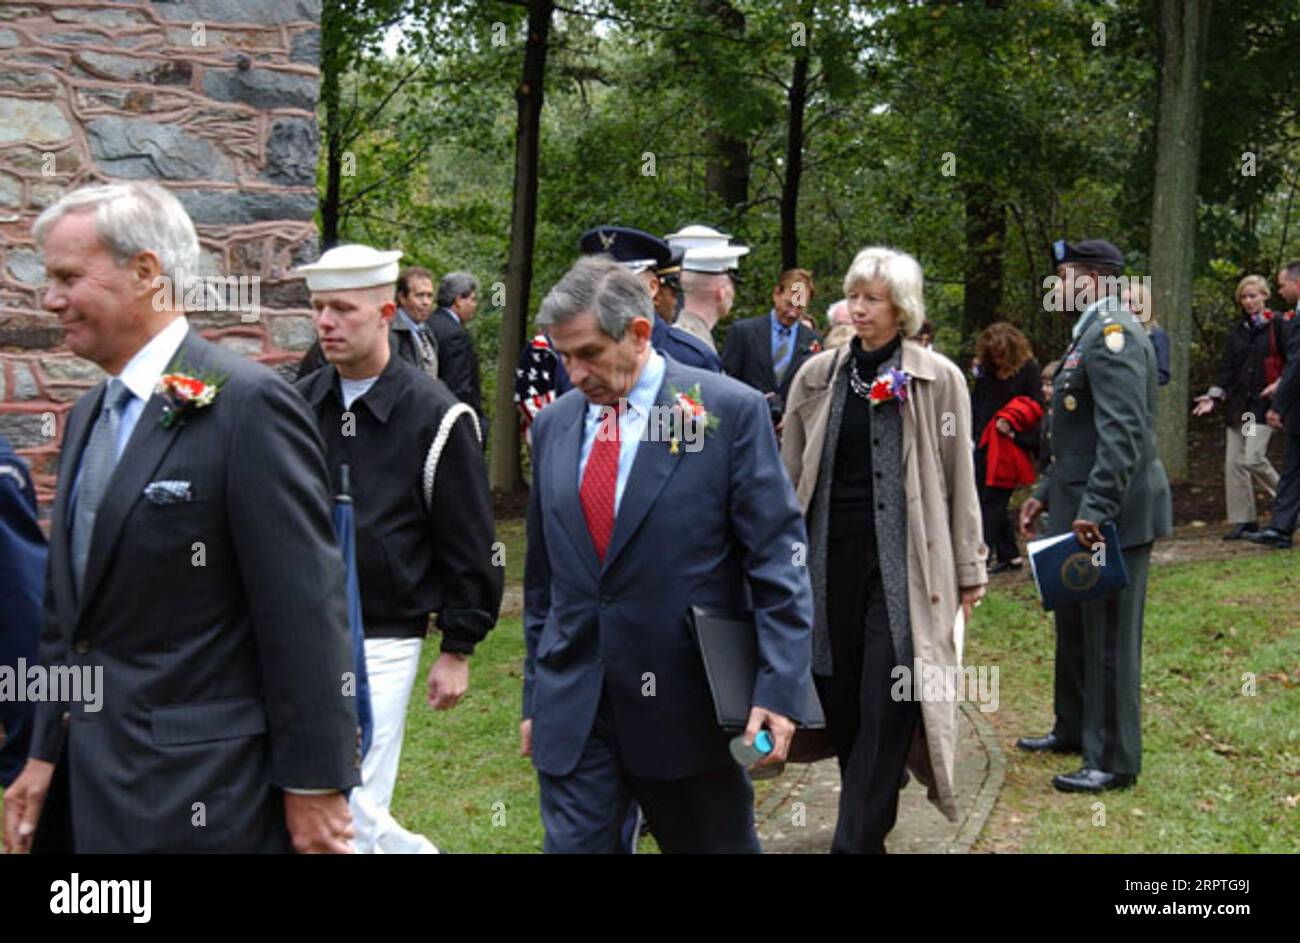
(104, 377, 131, 413)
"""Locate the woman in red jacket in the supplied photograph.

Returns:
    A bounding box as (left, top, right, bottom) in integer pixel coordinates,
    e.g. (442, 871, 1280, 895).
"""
(971, 323, 1044, 573)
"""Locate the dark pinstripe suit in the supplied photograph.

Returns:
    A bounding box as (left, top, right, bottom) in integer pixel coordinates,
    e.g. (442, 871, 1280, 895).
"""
(30, 329, 360, 852)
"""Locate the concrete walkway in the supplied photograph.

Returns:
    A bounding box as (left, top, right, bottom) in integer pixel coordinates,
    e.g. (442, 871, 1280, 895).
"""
(755, 702, 1005, 853)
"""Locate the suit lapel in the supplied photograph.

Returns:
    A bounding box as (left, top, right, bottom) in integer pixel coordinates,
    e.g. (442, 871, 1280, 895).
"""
(550, 395, 600, 582)
(781, 324, 815, 394)
(77, 333, 209, 622)
(757, 317, 777, 387)
(601, 362, 687, 573)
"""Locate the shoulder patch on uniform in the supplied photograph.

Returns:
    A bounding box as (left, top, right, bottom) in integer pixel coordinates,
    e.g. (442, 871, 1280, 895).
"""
(1103, 322, 1125, 352)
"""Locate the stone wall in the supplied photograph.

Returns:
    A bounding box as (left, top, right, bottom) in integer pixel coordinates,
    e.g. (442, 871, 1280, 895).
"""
(0, 0, 322, 504)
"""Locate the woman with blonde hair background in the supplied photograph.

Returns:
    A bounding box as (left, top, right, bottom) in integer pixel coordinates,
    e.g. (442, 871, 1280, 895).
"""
(1192, 274, 1283, 539)
(781, 246, 987, 852)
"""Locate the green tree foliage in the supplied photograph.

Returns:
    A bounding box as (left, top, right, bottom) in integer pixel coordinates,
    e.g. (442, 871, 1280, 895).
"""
(320, 0, 1299, 489)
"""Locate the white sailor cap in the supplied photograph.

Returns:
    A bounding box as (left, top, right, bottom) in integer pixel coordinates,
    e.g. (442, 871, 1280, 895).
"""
(681, 243, 750, 274)
(294, 244, 403, 292)
(665, 224, 733, 251)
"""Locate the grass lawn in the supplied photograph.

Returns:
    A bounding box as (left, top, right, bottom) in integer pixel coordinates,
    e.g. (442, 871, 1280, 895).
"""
(5, 539, 1294, 854)
(391, 618, 542, 853)
(971, 552, 1300, 853)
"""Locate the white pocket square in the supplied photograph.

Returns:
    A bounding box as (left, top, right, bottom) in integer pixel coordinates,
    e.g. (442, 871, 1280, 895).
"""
(143, 480, 193, 505)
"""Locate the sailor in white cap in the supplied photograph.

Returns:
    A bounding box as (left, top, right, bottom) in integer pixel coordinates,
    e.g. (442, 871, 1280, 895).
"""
(294, 246, 439, 381)
(675, 243, 750, 353)
(666, 224, 746, 282)
(664, 223, 733, 251)
(293, 244, 504, 853)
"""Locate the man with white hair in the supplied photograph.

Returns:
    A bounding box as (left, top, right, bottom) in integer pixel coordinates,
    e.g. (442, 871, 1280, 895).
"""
(294, 244, 502, 853)
(4, 182, 360, 853)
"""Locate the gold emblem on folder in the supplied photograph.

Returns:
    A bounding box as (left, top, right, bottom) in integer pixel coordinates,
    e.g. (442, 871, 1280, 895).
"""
(1061, 552, 1101, 592)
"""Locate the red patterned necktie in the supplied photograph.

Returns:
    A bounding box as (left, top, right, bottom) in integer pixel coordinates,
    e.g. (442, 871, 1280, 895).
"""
(580, 403, 622, 561)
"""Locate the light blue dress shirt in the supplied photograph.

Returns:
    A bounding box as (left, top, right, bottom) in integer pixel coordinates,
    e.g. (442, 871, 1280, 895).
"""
(578, 350, 666, 515)
(769, 309, 795, 377)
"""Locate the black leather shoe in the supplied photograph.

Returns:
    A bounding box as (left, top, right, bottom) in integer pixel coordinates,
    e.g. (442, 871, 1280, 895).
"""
(1016, 732, 1081, 753)
(1222, 522, 1259, 541)
(1052, 768, 1136, 793)
(990, 558, 1024, 574)
(1245, 527, 1293, 549)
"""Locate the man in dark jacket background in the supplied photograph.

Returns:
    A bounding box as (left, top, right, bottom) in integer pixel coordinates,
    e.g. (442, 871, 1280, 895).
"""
(428, 271, 487, 444)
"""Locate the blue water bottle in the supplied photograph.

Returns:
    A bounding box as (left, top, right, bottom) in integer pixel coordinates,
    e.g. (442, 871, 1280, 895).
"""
(729, 729, 778, 779)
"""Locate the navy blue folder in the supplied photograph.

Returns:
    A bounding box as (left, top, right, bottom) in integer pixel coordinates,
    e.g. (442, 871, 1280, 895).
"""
(1028, 520, 1129, 611)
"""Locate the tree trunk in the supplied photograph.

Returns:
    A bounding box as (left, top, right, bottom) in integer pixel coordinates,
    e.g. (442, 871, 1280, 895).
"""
(702, 1, 749, 208)
(1149, 0, 1213, 482)
(319, 16, 343, 249)
(706, 134, 750, 208)
(963, 185, 1005, 338)
(780, 25, 810, 270)
(491, 0, 553, 495)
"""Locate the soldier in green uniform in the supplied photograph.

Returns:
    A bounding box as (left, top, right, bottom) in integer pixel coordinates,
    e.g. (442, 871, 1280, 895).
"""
(1018, 239, 1173, 793)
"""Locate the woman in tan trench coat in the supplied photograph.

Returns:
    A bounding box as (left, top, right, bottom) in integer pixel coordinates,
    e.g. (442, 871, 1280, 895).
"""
(781, 246, 988, 852)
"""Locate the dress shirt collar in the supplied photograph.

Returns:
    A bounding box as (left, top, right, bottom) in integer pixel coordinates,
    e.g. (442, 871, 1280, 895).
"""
(587, 348, 666, 421)
(116, 315, 190, 403)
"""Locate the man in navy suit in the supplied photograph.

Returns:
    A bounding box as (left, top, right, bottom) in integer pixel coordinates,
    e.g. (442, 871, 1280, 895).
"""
(521, 256, 814, 853)
(721, 268, 823, 425)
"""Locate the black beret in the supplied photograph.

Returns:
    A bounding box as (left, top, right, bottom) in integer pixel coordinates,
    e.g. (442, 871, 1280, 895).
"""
(1052, 238, 1125, 270)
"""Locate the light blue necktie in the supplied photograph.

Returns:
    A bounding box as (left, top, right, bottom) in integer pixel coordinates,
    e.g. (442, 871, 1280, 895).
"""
(773, 325, 794, 384)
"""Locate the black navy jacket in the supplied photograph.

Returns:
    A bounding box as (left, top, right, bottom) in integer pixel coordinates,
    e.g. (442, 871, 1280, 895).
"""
(296, 355, 502, 647)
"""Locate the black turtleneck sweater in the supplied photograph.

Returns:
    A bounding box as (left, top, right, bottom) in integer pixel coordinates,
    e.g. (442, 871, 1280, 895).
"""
(829, 335, 900, 541)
